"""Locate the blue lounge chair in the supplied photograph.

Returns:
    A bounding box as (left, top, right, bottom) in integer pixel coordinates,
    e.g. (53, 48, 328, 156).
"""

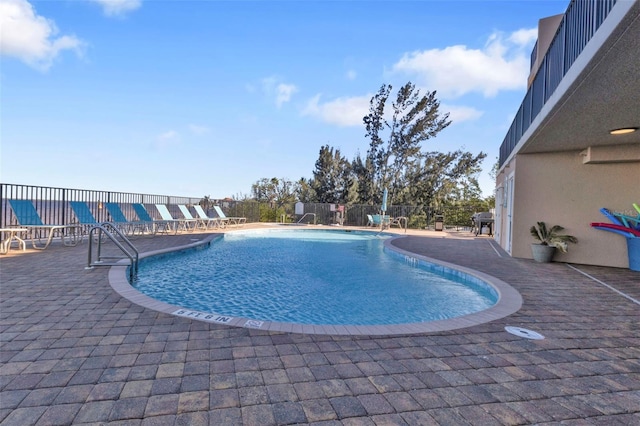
(8, 199, 80, 249)
(213, 205, 246, 226)
(371, 214, 390, 227)
(69, 201, 99, 226)
(104, 203, 146, 235)
(69, 201, 101, 240)
(366, 214, 374, 227)
(132, 203, 170, 235)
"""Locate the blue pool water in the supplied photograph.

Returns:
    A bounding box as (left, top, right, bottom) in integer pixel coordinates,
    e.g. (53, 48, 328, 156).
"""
(134, 229, 498, 326)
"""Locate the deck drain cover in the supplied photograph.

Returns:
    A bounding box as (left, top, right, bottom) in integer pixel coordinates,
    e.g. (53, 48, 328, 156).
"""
(505, 326, 544, 340)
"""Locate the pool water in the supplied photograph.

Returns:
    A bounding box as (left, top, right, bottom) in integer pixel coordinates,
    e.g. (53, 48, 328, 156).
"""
(134, 229, 498, 326)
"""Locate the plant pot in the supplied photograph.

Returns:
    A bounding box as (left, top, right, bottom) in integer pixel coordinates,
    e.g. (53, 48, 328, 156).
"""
(531, 244, 556, 263)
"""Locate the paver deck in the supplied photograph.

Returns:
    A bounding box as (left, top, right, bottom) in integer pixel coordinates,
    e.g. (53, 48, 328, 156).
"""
(1, 226, 638, 425)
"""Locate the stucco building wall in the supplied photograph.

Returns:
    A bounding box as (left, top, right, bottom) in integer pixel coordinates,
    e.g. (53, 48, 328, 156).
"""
(497, 150, 638, 268)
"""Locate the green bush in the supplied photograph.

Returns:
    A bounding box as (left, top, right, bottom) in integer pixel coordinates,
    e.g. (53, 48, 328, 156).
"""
(408, 214, 427, 229)
(259, 205, 290, 222)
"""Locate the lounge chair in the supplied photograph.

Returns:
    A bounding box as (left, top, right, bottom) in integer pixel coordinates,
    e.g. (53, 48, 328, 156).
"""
(104, 203, 146, 236)
(0, 228, 28, 254)
(132, 203, 171, 235)
(69, 201, 101, 239)
(193, 205, 223, 229)
(177, 205, 210, 230)
(366, 214, 374, 227)
(371, 214, 390, 227)
(213, 205, 246, 226)
(155, 204, 196, 233)
(7, 199, 81, 249)
(69, 201, 99, 227)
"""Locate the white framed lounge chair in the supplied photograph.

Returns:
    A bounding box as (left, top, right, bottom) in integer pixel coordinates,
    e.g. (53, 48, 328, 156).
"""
(213, 206, 246, 226)
(8, 199, 81, 249)
(366, 214, 374, 227)
(177, 205, 208, 231)
(155, 204, 196, 233)
(132, 203, 171, 235)
(193, 205, 222, 229)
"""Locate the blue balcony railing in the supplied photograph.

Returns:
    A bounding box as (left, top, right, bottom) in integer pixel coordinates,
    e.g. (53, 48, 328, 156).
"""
(499, 0, 618, 167)
(530, 40, 538, 71)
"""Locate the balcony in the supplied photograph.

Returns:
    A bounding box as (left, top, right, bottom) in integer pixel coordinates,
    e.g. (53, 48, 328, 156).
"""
(499, 0, 639, 167)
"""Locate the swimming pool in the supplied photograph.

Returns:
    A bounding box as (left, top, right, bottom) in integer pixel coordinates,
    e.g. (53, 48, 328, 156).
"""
(118, 228, 522, 334)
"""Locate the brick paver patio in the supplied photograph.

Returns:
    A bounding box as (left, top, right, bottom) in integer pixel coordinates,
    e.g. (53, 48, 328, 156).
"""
(1, 227, 638, 425)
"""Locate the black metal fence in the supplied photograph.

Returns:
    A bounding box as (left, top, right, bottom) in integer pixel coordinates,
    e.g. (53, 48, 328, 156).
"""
(1, 183, 484, 230)
(0, 183, 201, 229)
(190, 198, 481, 229)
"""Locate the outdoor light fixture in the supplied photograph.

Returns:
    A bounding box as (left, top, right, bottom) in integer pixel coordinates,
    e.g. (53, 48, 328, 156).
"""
(609, 127, 638, 135)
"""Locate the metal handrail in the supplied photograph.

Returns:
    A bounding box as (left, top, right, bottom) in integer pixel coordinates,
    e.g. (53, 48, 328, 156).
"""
(393, 216, 408, 233)
(297, 213, 316, 224)
(87, 223, 139, 281)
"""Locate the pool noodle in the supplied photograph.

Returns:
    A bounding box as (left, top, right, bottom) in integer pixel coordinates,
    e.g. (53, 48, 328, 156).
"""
(590, 222, 640, 238)
(611, 213, 640, 231)
(599, 208, 623, 225)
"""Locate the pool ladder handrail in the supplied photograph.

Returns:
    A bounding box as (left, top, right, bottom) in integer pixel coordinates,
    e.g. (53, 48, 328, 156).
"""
(297, 213, 316, 224)
(86, 223, 139, 281)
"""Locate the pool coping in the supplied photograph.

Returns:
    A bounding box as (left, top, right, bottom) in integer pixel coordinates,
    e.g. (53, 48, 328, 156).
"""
(108, 231, 523, 336)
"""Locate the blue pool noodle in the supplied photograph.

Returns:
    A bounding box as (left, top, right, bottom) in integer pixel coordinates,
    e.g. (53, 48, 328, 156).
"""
(599, 208, 624, 225)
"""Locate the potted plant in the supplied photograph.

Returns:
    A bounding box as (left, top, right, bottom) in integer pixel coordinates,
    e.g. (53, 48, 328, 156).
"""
(530, 222, 578, 263)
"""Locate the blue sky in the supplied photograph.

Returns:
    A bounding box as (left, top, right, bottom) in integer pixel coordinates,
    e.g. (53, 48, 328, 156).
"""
(1, 0, 567, 199)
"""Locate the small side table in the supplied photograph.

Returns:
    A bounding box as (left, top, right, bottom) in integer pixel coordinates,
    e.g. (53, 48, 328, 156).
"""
(0, 228, 28, 254)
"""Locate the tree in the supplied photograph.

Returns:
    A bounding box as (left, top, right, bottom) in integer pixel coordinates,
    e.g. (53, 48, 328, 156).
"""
(362, 82, 451, 205)
(398, 150, 486, 209)
(311, 145, 352, 203)
(351, 154, 375, 205)
(199, 195, 212, 211)
(488, 156, 499, 183)
(295, 178, 316, 203)
(250, 177, 298, 206)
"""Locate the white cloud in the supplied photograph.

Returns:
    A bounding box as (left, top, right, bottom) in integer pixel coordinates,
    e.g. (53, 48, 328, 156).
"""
(188, 124, 210, 135)
(261, 76, 298, 108)
(0, 0, 85, 71)
(509, 28, 538, 46)
(90, 0, 142, 17)
(392, 29, 536, 98)
(302, 94, 371, 127)
(276, 83, 298, 108)
(442, 104, 484, 123)
(155, 130, 180, 149)
(346, 69, 357, 80)
(159, 130, 179, 140)
(302, 92, 484, 128)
